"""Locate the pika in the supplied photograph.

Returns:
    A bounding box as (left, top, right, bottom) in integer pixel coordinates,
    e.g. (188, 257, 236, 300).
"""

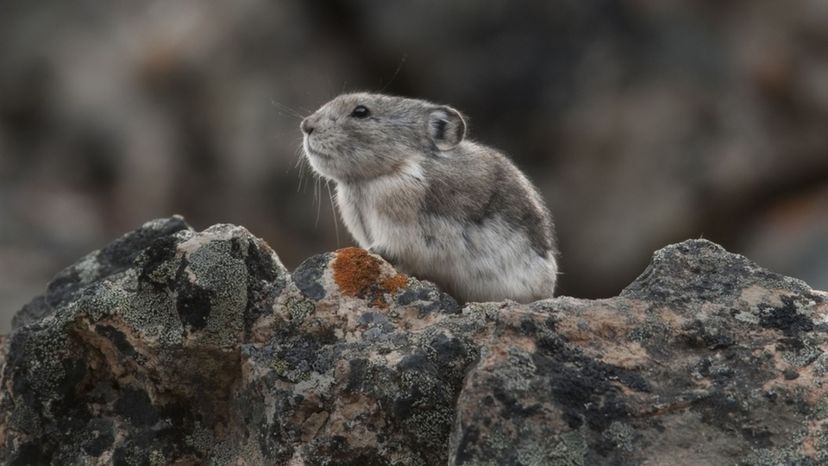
(300, 93, 558, 303)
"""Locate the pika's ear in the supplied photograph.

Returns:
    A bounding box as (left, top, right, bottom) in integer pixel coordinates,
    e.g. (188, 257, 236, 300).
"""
(427, 106, 466, 151)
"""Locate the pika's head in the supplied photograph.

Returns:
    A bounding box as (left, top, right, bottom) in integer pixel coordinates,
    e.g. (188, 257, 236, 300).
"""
(300, 93, 466, 182)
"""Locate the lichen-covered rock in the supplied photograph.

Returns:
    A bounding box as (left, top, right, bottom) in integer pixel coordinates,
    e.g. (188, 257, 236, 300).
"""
(0, 217, 289, 465)
(1, 218, 827, 465)
(450, 242, 828, 465)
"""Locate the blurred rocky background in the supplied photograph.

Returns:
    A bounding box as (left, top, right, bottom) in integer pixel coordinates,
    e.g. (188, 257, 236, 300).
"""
(1, 0, 827, 332)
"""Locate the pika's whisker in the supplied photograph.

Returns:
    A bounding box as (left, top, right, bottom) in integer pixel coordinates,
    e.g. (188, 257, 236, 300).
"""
(270, 99, 306, 120)
(294, 145, 308, 192)
(314, 176, 322, 228)
(326, 180, 341, 247)
(379, 54, 407, 93)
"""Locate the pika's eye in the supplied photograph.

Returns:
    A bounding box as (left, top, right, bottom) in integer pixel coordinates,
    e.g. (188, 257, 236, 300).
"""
(350, 105, 370, 118)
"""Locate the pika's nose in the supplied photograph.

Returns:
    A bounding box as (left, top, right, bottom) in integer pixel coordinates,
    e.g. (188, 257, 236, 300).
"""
(300, 117, 315, 135)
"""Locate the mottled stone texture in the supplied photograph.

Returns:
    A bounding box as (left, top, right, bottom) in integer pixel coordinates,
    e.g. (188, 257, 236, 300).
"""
(1, 218, 827, 465)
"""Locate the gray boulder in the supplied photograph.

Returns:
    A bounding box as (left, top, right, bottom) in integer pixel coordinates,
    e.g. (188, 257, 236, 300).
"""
(1, 217, 826, 465)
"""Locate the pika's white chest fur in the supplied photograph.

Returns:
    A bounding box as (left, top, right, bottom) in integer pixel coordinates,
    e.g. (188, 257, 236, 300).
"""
(335, 159, 426, 251)
(335, 160, 557, 303)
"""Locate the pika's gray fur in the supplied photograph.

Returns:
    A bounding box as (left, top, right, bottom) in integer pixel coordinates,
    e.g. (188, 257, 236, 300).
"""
(300, 93, 558, 303)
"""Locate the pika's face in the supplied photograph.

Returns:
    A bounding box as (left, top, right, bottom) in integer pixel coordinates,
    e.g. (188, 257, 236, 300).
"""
(300, 93, 466, 182)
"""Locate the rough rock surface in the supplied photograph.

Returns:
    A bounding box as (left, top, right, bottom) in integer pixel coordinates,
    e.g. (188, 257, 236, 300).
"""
(1, 217, 827, 465)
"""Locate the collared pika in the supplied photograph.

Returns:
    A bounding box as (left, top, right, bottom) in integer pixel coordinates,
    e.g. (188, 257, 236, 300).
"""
(300, 93, 558, 303)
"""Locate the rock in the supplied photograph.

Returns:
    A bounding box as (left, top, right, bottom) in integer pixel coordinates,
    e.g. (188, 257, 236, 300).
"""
(1, 218, 827, 465)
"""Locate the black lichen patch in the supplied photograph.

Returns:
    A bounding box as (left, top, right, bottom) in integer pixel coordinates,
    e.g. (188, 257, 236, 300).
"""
(10, 442, 53, 466)
(112, 446, 130, 466)
(691, 391, 759, 443)
(534, 334, 648, 432)
(82, 419, 115, 457)
(397, 351, 429, 373)
(244, 240, 286, 336)
(97, 216, 190, 278)
(395, 288, 428, 306)
(679, 319, 735, 350)
(346, 358, 369, 393)
(519, 318, 537, 335)
(41, 354, 93, 426)
(95, 324, 136, 357)
(759, 296, 815, 336)
(12, 295, 52, 329)
(57, 357, 88, 399)
(137, 234, 181, 289)
(176, 280, 213, 330)
(115, 386, 160, 427)
(542, 334, 651, 394)
(543, 356, 631, 430)
(44, 266, 84, 309)
(245, 241, 282, 285)
(293, 253, 330, 300)
(428, 332, 474, 370)
(492, 385, 542, 418)
(395, 285, 460, 315)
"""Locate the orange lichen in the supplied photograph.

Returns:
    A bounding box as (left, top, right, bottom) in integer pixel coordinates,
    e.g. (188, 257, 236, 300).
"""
(333, 247, 382, 297)
(381, 274, 408, 293)
(332, 248, 408, 307)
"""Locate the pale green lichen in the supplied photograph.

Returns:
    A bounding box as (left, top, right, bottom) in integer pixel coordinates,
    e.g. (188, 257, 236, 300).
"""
(745, 426, 828, 465)
(404, 406, 455, 449)
(286, 296, 315, 323)
(781, 336, 823, 367)
(627, 318, 671, 343)
(74, 251, 102, 284)
(461, 302, 502, 321)
(270, 358, 310, 383)
(810, 400, 828, 421)
(502, 348, 537, 392)
(143, 255, 178, 286)
(271, 359, 289, 375)
(185, 421, 215, 451)
(734, 310, 760, 325)
(813, 353, 828, 376)
(148, 449, 167, 466)
(516, 428, 587, 466)
(74, 277, 130, 322)
(602, 421, 635, 452)
(185, 240, 247, 347)
(120, 281, 184, 346)
(9, 398, 42, 434)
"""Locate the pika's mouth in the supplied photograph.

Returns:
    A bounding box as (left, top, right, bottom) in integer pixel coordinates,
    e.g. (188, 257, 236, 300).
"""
(303, 139, 332, 160)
